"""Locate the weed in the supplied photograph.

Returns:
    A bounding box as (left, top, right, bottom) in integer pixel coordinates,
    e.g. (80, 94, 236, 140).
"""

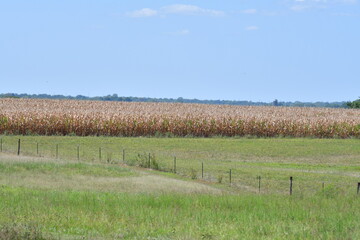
(0, 223, 55, 240)
(318, 184, 344, 199)
(217, 174, 223, 184)
(190, 168, 197, 180)
(135, 152, 160, 170)
(106, 153, 113, 164)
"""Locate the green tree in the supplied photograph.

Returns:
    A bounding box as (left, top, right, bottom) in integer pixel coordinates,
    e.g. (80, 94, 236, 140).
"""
(346, 98, 360, 108)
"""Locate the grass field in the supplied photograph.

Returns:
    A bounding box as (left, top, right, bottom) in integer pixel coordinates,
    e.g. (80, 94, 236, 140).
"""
(2, 186, 360, 239)
(1, 135, 360, 195)
(1, 135, 360, 239)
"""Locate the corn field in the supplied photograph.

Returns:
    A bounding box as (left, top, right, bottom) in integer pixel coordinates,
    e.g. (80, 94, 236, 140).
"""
(0, 98, 359, 138)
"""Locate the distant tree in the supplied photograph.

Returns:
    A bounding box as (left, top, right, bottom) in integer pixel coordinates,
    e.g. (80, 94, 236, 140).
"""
(0, 92, 350, 108)
(75, 95, 87, 100)
(177, 97, 184, 103)
(273, 99, 279, 106)
(0, 93, 20, 98)
(346, 98, 360, 108)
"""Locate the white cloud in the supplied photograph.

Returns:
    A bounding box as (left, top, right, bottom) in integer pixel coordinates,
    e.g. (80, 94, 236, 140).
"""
(289, 0, 357, 11)
(168, 29, 190, 36)
(339, 0, 357, 3)
(127, 5, 224, 18)
(163, 4, 224, 16)
(242, 8, 258, 14)
(242, 9, 258, 14)
(245, 26, 259, 31)
(127, 8, 158, 18)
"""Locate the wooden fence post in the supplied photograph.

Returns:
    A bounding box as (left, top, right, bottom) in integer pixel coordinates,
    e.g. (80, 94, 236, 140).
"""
(56, 144, 59, 159)
(99, 147, 102, 161)
(258, 176, 261, 193)
(122, 149, 125, 163)
(202, 162, 204, 179)
(229, 169, 232, 185)
(0, 138, 2, 152)
(357, 182, 360, 195)
(290, 176, 293, 195)
(77, 146, 80, 161)
(174, 156, 176, 173)
(17, 139, 21, 155)
(36, 142, 39, 155)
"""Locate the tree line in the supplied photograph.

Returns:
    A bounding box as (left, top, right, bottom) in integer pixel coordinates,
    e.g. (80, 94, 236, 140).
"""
(0, 93, 354, 108)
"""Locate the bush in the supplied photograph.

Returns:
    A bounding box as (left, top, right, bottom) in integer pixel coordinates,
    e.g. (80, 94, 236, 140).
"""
(135, 152, 160, 170)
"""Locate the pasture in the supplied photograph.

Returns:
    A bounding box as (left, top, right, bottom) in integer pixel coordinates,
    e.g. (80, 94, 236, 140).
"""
(1, 135, 360, 239)
(1, 135, 360, 195)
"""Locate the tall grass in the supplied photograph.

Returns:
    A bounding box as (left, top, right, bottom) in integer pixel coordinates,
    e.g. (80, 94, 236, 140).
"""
(1, 186, 360, 239)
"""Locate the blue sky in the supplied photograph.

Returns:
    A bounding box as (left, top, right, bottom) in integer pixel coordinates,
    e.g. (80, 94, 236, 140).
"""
(0, 0, 359, 102)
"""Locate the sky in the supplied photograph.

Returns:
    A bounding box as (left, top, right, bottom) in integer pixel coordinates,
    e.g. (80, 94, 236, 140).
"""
(0, 0, 359, 102)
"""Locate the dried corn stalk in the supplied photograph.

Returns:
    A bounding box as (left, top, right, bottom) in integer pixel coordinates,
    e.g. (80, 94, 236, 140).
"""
(0, 98, 359, 138)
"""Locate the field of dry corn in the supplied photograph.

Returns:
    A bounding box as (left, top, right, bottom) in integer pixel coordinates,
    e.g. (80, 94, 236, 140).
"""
(0, 98, 359, 138)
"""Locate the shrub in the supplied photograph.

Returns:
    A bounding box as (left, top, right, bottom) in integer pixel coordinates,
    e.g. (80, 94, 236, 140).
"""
(135, 152, 160, 170)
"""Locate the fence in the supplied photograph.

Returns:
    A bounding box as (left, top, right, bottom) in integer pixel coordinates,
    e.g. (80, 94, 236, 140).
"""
(0, 137, 359, 196)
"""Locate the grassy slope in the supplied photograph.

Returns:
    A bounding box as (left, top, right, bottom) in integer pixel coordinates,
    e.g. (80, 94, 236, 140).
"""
(1, 136, 360, 194)
(1, 136, 360, 239)
(0, 155, 222, 195)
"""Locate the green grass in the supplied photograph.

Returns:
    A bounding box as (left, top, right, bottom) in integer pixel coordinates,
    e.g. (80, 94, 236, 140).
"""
(1, 135, 360, 238)
(0, 156, 223, 195)
(2, 186, 360, 239)
(2, 135, 360, 160)
(1, 135, 360, 195)
(0, 161, 134, 177)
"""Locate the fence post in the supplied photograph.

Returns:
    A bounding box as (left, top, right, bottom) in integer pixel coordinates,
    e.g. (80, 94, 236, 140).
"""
(122, 149, 125, 163)
(148, 153, 151, 168)
(56, 144, 58, 159)
(290, 176, 293, 195)
(0, 138, 2, 152)
(258, 176, 261, 193)
(99, 147, 102, 161)
(229, 169, 232, 185)
(174, 156, 176, 173)
(357, 183, 360, 195)
(77, 146, 80, 161)
(36, 142, 39, 155)
(17, 139, 21, 155)
(202, 162, 204, 179)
